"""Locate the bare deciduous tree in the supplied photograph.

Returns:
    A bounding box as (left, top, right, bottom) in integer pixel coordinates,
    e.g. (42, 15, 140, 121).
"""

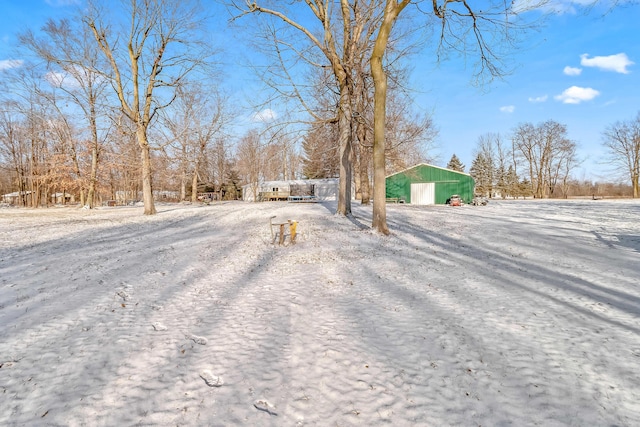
(84, 0, 209, 214)
(106, 115, 142, 204)
(0, 105, 30, 205)
(4, 69, 57, 208)
(235, 0, 386, 216)
(512, 120, 578, 198)
(162, 84, 227, 202)
(602, 112, 640, 198)
(236, 129, 264, 200)
(21, 18, 110, 208)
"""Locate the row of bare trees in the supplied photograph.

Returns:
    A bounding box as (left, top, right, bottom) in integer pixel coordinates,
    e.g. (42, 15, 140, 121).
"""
(602, 112, 640, 198)
(512, 121, 580, 199)
(466, 113, 640, 200)
(5, 0, 628, 234)
(1, 0, 445, 230)
(1, 1, 240, 210)
(469, 122, 580, 200)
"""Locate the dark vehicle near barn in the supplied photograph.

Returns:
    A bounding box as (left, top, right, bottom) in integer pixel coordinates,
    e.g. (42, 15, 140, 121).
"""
(472, 196, 488, 206)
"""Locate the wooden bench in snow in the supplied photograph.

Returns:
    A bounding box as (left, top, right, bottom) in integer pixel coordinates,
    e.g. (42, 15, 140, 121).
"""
(269, 216, 298, 245)
(386, 197, 405, 203)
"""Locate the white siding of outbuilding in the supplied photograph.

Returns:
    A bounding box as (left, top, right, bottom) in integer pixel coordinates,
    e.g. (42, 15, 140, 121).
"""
(242, 179, 340, 202)
(410, 182, 436, 205)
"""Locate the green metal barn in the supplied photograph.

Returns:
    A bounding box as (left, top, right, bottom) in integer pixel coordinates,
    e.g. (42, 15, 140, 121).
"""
(386, 163, 475, 205)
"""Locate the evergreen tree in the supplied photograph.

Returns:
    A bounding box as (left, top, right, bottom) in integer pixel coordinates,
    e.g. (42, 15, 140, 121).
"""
(469, 153, 493, 197)
(505, 165, 519, 199)
(224, 168, 242, 200)
(447, 154, 465, 172)
(519, 178, 534, 198)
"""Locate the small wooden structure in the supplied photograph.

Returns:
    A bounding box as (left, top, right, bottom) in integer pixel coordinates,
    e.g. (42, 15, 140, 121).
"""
(269, 216, 298, 245)
(385, 197, 405, 203)
(51, 192, 75, 204)
(260, 191, 290, 201)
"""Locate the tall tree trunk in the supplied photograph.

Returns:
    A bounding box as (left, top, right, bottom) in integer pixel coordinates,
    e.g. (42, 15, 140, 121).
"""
(370, 0, 409, 234)
(191, 164, 199, 203)
(180, 170, 187, 201)
(355, 124, 371, 205)
(87, 144, 99, 207)
(354, 155, 362, 201)
(371, 55, 388, 234)
(355, 76, 370, 205)
(137, 126, 156, 215)
(336, 82, 352, 216)
(87, 111, 99, 208)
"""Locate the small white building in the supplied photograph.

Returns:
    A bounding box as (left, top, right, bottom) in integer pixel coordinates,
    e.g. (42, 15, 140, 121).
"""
(51, 192, 76, 204)
(242, 178, 340, 202)
(1, 191, 32, 205)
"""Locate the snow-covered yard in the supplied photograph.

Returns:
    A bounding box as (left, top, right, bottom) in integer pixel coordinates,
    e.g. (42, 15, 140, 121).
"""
(1, 199, 639, 426)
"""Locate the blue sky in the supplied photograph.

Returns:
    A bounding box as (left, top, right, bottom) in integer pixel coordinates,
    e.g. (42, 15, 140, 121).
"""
(1, 0, 638, 180)
(416, 3, 639, 180)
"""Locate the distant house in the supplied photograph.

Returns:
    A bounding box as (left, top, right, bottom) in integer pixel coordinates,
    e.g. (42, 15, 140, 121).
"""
(51, 192, 75, 204)
(109, 190, 179, 205)
(242, 178, 341, 202)
(155, 190, 180, 201)
(386, 163, 475, 205)
(1, 191, 32, 205)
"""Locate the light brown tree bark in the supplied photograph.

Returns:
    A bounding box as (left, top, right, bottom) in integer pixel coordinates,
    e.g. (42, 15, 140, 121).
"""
(371, 1, 410, 234)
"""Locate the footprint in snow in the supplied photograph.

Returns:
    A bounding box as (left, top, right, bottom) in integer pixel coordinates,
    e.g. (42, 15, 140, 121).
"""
(186, 333, 208, 345)
(152, 323, 167, 331)
(254, 400, 278, 416)
(200, 370, 224, 387)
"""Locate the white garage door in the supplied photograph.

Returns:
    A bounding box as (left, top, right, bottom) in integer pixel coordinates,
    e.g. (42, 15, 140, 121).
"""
(410, 182, 435, 205)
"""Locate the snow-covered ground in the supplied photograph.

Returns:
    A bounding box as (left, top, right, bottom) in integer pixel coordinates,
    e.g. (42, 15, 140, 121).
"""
(1, 199, 639, 426)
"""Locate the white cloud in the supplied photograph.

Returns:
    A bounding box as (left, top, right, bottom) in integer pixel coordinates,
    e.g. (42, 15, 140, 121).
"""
(554, 86, 600, 104)
(563, 66, 582, 76)
(580, 53, 634, 74)
(513, 1, 620, 15)
(251, 108, 277, 123)
(500, 105, 515, 113)
(45, 0, 81, 6)
(0, 59, 24, 71)
(44, 68, 91, 89)
(528, 95, 548, 103)
(45, 71, 67, 87)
